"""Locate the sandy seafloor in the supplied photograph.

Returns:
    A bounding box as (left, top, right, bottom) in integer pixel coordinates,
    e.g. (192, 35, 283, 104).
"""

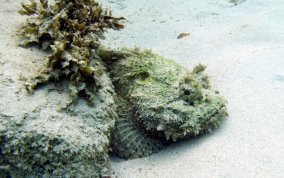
(100, 0, 284, 177)
(0, 0, 283, 178)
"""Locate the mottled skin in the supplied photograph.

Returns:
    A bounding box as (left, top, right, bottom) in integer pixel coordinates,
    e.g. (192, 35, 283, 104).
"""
(100, 49, 228, 159)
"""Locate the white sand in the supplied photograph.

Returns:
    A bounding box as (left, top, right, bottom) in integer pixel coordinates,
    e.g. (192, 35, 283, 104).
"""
(101, 0, 284, 177)
(0, 0, 283, 177)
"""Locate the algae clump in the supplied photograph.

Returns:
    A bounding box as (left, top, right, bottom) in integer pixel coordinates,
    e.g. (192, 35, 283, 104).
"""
(18, 0, 124, 104)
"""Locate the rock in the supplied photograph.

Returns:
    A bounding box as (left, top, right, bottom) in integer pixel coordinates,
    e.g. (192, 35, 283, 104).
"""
(0, 59, 117, 177)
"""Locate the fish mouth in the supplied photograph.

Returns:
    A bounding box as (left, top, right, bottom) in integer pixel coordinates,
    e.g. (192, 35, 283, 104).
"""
(171, 93, 227, 140)
(136, 90, 228, 141)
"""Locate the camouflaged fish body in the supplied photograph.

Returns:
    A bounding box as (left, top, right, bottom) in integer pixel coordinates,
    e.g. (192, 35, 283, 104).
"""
(103, 49, 228, 159)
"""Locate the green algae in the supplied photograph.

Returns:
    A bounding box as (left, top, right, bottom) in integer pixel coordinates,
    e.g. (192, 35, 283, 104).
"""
(18, 0, 124, 105)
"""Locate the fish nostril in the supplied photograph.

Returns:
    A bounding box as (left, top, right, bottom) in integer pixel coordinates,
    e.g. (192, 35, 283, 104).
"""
(139, 71, 150, 80)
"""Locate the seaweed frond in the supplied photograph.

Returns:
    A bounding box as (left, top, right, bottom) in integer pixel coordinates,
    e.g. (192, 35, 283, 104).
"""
(18, 0, 124, 105)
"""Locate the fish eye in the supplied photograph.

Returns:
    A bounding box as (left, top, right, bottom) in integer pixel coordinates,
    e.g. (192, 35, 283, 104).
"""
(183, 89, 191, 95)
